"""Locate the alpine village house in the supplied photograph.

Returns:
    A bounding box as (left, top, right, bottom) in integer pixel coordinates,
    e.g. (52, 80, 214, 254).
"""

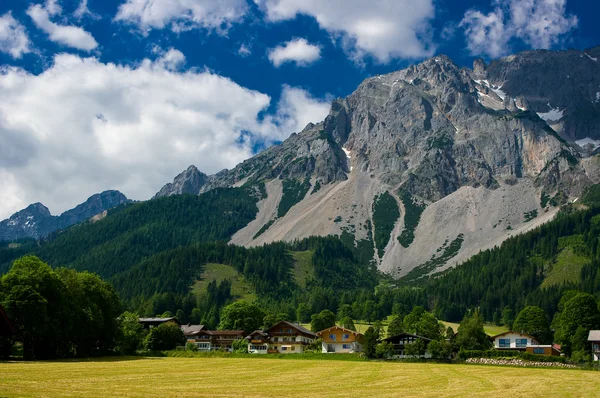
(140, 317, 582, 358)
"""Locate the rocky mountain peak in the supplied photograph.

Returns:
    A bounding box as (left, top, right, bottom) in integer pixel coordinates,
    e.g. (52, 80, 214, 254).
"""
(154, 165, 208, 198)
(0, 191, 129, 242)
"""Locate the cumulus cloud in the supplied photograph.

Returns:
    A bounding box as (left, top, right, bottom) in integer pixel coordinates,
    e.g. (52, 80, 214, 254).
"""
(27, 0, 98, 51)
(0, 12, 32, 59)
(461, 0, 578, 58)
(268, 38, 321, 67)
(115, 0, 248, 33)
(0, 54, 330, 219)
(255, 0, 436, 63)
(261, 85, 331, 141)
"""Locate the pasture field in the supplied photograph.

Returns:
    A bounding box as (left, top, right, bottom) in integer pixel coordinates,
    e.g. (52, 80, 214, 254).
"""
(0, 356, 598, 397)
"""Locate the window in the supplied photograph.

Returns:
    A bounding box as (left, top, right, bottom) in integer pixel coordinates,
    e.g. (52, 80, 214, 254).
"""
(329, 334, 336, 341)
(343, 334, 350, 341)
(342, 344, 351, 349)
(516, 339, 527, 348)
(498, 339, 510, 348)
(533, 348, 545, 355)
(281, 346, 287, 351)
(291, 346, 295, 351)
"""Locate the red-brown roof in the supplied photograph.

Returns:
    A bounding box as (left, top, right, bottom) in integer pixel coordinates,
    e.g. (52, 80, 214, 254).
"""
(316, 325, 363, 337)
(265, 321, 316, 337)
(491, 331, 538, 341)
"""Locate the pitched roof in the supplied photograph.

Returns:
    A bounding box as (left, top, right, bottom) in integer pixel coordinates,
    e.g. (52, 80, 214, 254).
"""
(181, 324, 205, 335)
(139, 317, 178, 323)
(491, 331, 538, 341)
(383, 332, 432, 343)
(0, 305, 15, 336)
(316, 325, 363, 337)
(208, 330, 245, 336)
(588, 330, 600, 341)
(245, 330, 269, 340)
(266, 321, 316, 337)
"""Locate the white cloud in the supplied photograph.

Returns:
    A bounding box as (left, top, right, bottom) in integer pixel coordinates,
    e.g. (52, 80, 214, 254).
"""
(153, 47, 187, 70)
(268, 38, 321, 67)
(238, 43, 251, 57)
(255, 0, 436, 63)
(115, 0, 248, 33)
(0, 12, 32, 59)
(27, 1, 98, 51)
(0, 54, 330, 219)
(261, 85, 331, 141)
(461, 0, 578, 58)
(74, 0, 101, 21)
(460, 8, 508, 58)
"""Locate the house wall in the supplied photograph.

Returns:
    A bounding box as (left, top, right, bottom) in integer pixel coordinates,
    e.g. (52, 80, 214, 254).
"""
(321, 342, 362, 353)
(271, 344, 304, 354)
(248, 343, 269, 354)
(320, 329, 360, 344)
(591, 342, 600, 361)
(493, 333, 538, 349)
(525, 346, 559, 356)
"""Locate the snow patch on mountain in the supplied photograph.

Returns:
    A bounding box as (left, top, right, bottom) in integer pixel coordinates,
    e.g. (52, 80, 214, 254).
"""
(537, 104, 564, 122)
(576, 138, 600, 151)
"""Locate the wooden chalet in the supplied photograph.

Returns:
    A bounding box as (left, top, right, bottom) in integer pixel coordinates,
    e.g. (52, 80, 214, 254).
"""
(186, 330, 245, 352)
(138, 317, 180, 329)
(382, 333, 432, 358)
(246, 321, 316, 354)
(316, 326, 363, 353)
(0, 305, 15, 336)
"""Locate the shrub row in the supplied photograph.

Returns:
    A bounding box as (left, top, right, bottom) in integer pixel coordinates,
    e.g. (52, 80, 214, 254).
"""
(459, 350, 567, 363)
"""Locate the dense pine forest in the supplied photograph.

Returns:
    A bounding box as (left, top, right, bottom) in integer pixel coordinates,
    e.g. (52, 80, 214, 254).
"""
(2, 182, 600, 334)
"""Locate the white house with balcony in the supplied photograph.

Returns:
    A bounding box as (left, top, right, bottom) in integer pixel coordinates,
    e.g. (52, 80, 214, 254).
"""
(492, 331, 539, 351)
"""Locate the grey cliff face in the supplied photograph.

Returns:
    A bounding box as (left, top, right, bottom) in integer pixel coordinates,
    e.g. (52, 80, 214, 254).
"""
(159, 46, 600, 276)
(154, 165, 208, 198)
(0, 190, 129, 241)
(159, 47, 600, 203)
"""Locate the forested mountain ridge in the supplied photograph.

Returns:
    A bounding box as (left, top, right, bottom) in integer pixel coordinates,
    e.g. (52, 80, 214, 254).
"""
(157, 46, 600, 278)
(0, 185, 378, 321)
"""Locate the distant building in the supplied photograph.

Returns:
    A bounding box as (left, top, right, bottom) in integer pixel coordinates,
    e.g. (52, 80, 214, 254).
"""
(138, 317, 180, 329)
(588, 330, 600, 361)
(382, 333, 432, 358)
(186, 330, 245, 352)
(181, 324, 205, 337)
(491, 331, 539, 351)
(0, 305, 15, 336)
(246, 330, 270, 354)
(246, 321, 316, 354)
(316, 326, 363, 353)
(525, 345, 561, 356)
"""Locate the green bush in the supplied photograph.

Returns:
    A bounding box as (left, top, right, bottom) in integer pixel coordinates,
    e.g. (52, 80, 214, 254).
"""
(186, 342, 198, 352)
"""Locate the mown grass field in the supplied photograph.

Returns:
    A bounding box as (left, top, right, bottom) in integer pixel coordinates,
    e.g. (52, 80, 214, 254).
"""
(1, 357, 598, 397)
(441, 321, 508, 336)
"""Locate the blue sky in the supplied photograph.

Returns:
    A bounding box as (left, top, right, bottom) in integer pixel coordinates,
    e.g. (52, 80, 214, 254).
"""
(0, 0, 598, 219)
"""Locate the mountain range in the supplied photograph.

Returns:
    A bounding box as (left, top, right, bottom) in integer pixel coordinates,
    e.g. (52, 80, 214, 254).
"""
(155, 45, 600, 278)
(0, 190, 129, 241)
(2, 45, 600, 280)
